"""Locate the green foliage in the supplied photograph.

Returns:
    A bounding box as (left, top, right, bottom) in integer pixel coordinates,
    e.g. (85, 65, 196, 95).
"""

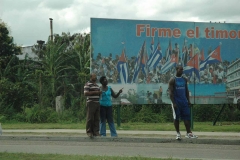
(131, 105, 158, 123)
(113, 104, 173, 123)
(0, 77, 36, 117)
(193, 104, 240, 122)
(232, 108, 240, 121)
(58, 109, 81, 123)
(0, 29, 92, 122)
(115, 105, 135, 123)
(22, 105, 83, 123)
(193, 104, 217, 121)
(113, 104, 240, 123)
(0, 21, 21, 71)
(0, 115, 7, 122)
(21, 96, 87, 123)
(23, 104, 58, 123)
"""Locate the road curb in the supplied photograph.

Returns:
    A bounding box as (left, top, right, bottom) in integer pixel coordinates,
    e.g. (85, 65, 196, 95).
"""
(1, 135, 239, 145)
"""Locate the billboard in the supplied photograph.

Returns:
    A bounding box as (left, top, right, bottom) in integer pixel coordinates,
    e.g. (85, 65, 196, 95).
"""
(91, 18, 240, 104)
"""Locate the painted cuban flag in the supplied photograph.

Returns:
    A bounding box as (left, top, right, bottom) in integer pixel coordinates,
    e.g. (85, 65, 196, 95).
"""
(147, 42, 162, 69)
(183, 54, 200, 79)
(200, 45, 222, 71)
(160, 54, 178, 74)
(132, 41, 145, 83)
(117, 49, 129, 84)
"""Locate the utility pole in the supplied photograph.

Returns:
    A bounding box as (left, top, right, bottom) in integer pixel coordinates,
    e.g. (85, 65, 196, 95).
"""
(49, 18, 53, 41)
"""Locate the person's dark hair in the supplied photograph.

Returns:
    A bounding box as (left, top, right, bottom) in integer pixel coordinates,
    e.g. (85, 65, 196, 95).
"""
(99, 76, 106, 84)
(176, 64, 182, 70)
(90, 73, 96, 78)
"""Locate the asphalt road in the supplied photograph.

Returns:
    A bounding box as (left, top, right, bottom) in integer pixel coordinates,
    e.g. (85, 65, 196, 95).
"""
(1, 139, 240, 159)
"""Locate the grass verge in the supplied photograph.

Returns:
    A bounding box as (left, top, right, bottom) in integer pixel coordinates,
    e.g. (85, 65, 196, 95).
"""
(1, 122, 240, 132)
(0, 152, 185, 160)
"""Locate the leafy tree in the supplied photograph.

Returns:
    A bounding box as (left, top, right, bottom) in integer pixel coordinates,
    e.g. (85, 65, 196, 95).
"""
(23, 32, 91, 114)
(0, 20, 35, 119)
(0, 56, 38, 119)
(0, 20, 21, 73)
(0, 24, 92, 121)
(74, 33, 91, 80)
(32, 33, 89, 106)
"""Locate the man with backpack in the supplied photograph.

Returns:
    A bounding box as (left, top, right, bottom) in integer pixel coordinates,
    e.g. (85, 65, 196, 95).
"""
(168, 65, 198, 140)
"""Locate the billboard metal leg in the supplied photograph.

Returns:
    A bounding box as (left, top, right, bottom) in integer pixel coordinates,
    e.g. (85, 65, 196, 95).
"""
(213, 104, 225, 126)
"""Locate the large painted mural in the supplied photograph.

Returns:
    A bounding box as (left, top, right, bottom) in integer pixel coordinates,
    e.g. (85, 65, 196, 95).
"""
(91, 18, 240, 104)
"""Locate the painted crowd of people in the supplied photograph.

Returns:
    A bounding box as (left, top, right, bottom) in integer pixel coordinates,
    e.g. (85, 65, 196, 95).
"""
(91, 42, 228, 85)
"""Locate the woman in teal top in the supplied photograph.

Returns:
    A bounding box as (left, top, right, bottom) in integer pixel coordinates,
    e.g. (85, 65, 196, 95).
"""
(99, 76, 123, 137)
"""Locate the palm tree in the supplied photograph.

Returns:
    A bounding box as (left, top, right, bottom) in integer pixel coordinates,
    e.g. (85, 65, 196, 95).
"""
(34, 37, 77, 108)
(29, 33, 91, 110)
(73, 33, 91, 83)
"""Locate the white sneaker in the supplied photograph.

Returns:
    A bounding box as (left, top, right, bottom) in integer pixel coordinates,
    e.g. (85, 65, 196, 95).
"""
(176, 132, 181, 140)
(185, 132, 198, 138)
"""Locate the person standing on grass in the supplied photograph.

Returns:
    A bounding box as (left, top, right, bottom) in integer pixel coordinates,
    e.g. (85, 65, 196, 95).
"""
(168, 65, 198, 140)
(84, 73, 101, 138)
(99, 76, 123, 137)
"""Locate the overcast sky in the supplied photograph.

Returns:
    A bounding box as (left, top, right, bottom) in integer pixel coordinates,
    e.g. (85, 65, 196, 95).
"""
(0, 0, 240, 46)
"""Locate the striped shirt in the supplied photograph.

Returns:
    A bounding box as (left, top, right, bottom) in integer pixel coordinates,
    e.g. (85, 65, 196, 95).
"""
(84, 81, 100, 102)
